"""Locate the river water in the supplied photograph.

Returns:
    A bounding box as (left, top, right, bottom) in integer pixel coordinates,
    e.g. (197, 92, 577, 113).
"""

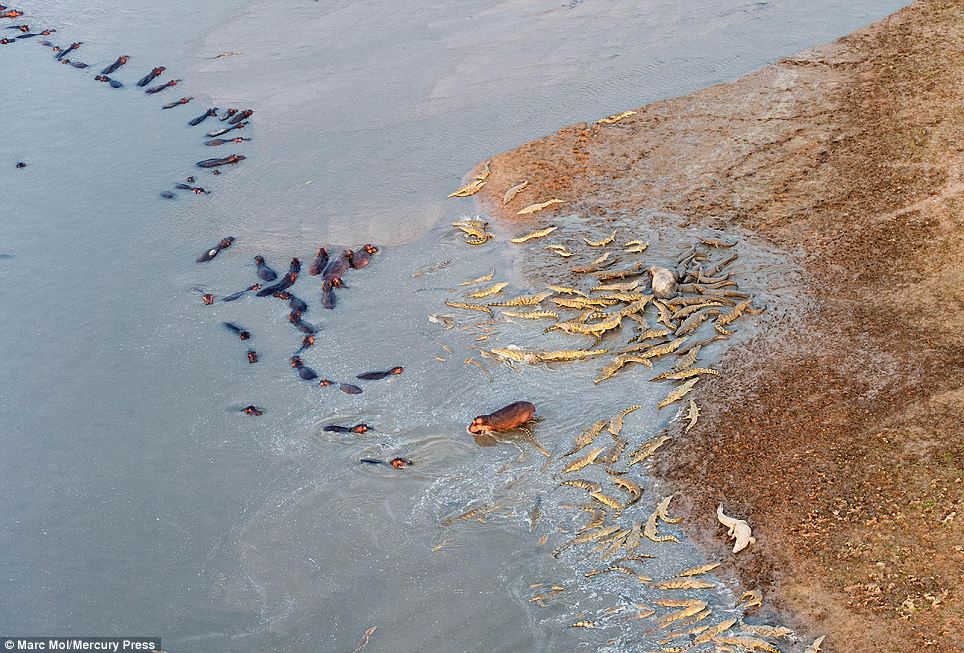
(1, 1, 904, 651)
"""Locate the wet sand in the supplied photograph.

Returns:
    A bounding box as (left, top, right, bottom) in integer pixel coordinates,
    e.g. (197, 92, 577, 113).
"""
(473, 1, 964, 651)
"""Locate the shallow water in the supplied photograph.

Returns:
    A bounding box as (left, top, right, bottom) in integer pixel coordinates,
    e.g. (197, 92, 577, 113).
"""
(1, 0, 903, 651)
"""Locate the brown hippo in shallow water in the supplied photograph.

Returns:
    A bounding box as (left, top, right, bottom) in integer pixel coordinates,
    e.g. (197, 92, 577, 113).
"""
(468, 401, 536, 435)
(468, 401, 548, 457)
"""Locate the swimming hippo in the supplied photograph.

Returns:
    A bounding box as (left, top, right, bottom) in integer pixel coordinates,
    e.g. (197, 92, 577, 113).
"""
(196, 154, 244, 168)
(321, 280, 336, 310)
(174, 183, 208, 194)
(307, 247, 329, 276)
(94, 74, 123, 88)
(161, 96, 192, 110)
(254, 255, 277, 282)
(290, 355, 318, 381)
(228, 109, 253, 124)
(205, 137, 250, 146)
(255, 259, 300, 296)
(55, 41, 80, 59)
(357, 367, 403, 380)
(255, 270, 298, 297)
(100, 55, 128, 75)
(205, 122, 247, 138)
(351, 244, 379, 269)
(360, 457, 413, 469)
(189, 108, 218, 126)
(274, 291, 307, 312)
(324, 424, 371, 434)
(145, 78, 181, 94)
(136, 66, 165, 87)
(197, 236, 235, 262)
(222, 322, 251, 340)
(222, 283, 260, 302)
(288, 311, 318, 335)
(323, 249, 353, 278)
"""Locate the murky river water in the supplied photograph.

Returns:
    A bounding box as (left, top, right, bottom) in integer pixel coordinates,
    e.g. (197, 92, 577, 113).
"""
(1, 1, 904, 651)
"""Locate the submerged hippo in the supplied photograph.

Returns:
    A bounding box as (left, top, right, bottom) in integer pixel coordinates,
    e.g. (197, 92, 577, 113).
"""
(351, 243, 379, 269)
(100, 55, 129, 75)
(357, 367, 403, 380)
(360, 457, 413, 469)
(197, 236, 235, 262)
(196, 154, 244, 168)
(145, 78, 181, 94)
(324, 424, 371, 434)
(307, 247, 329, 276)
(189, 108, 218, 126)
(137, 66, 165, 87)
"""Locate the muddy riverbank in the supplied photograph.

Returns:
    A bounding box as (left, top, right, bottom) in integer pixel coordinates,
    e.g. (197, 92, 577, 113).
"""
(473, 2, 963, 651)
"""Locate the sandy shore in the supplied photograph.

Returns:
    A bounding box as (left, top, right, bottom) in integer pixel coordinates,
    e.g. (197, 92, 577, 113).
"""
(473, 1, 963, 651)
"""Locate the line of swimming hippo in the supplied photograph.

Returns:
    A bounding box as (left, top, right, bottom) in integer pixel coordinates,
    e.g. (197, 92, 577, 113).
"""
(2, 4, 250, 195)
(6, 5, 413, 468)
